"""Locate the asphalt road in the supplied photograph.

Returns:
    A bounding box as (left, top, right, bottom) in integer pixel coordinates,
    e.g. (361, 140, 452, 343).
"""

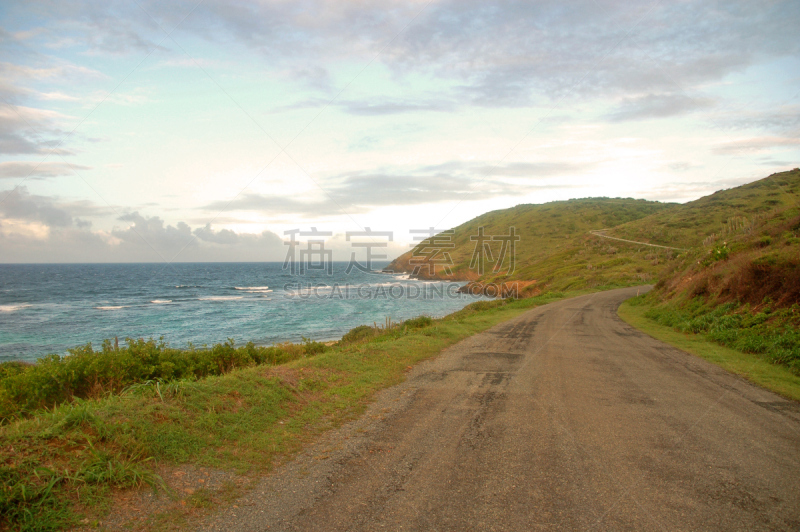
(202, 286, 800, 531)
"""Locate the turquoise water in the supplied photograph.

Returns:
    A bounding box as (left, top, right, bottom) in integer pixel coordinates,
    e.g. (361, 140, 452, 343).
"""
(0, 262, 483, 362)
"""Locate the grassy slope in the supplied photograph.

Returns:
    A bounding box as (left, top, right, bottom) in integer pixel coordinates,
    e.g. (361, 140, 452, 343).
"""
(387, 197, 677, 290)
(0, 292, 578, 531)
(615, 169, 800, 395)
(609, 168, 800, 249)
(619, 297, 800, 401)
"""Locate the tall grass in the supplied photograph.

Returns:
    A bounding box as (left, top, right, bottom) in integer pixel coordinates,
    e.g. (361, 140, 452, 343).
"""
(0, 337, 326, 422)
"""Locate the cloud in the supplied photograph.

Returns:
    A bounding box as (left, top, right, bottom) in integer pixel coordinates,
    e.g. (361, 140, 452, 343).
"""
(0, 187, 79, 227)
(15, 0, 800, 107)
(193, 223, 239, 244)
(0, 105, 73, 156)
(663, 161, 697, 173)
(637, 175, 764, 202)
(722, 105, 800, 133)
(713, 136, 800, 155)
(472, 162, 590, 178)
(332, 173, 512, 207)
(202, 159, 589, 217)
(0, 205, 287, 262)
(0, 161, 91, 179)
(0, 187, 113, 229)
(112, 212, 195, 253)
(338, 98, 456, 116)
(203, 194, 346, 217)
(606, 93, 716, 122)
(110, 212, 286, 257)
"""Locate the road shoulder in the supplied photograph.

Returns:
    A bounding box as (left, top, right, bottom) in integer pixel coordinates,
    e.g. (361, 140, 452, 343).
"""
(618, 298, 800, 402)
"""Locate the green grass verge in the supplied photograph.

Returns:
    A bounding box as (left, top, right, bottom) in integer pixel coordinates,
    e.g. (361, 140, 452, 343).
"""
(0, 290, 581, 532)
(618, 298, 800, 402)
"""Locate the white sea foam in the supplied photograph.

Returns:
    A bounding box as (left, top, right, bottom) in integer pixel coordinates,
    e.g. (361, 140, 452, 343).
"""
(294, 286, 334, 296)
(150, 299, 173, 304)
(0, 304, 31, 312)
(95, 306, 128, 310)
(234, 286, 269, 291)
(369, 282, 404, 288)
(199, 296, 244, 301)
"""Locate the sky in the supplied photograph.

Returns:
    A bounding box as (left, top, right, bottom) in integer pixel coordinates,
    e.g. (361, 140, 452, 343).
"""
(0, 0, 798, 263)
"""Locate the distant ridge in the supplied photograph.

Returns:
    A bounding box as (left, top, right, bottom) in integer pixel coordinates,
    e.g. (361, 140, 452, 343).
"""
(387, 169, 800, 302)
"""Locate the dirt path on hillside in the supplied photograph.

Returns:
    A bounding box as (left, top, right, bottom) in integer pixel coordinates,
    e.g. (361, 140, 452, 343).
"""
(589, 230, 689, 251)
(201, 287, 800, 531)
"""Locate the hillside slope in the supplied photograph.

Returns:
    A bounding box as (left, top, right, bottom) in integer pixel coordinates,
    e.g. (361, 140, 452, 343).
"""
(625, 169, 800, 375)
(643, 169, 800, 309)
(386, 197, 677, 293)
(608, 169, 800, 250)
(387, 169, 800, 298)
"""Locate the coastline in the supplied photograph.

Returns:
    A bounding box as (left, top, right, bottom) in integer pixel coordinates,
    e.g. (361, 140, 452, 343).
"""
(0, 263, 479, 364)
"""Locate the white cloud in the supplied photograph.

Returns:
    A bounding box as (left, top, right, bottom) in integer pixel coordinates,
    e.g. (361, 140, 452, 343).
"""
(0, 161, 91, 179)
(713, 136, 800, 155)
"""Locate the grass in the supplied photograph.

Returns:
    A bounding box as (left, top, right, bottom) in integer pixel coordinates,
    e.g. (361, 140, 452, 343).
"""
(0, 290, 577, 531)
(618, 297, 800, 401)
(610, 168, 800, 249)
(387, 169, 800, 297)
(386, 196, 679, 290)
(0, 338, 325, 423)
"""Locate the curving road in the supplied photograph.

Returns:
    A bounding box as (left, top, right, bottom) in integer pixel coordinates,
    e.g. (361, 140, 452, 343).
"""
(203, 287, 800, 531)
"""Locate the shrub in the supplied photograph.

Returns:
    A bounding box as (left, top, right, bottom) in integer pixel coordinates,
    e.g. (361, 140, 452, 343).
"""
(339, 325, 377, 345)
(301, 337, 326, 356)
(403, 315, 433, 329)
(644, 299, 800, 373)
(0, 338, 313, 422)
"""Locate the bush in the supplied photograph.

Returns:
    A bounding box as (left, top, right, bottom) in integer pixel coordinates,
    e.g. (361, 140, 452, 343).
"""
(339, 325, 377, 345)
(403, 315, 433, 329)
(0, 338, 316, 422)
(644, 299, 800, 373)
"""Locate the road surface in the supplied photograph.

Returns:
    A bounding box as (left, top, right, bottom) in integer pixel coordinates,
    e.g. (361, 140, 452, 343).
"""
(203, 287, 800, 531)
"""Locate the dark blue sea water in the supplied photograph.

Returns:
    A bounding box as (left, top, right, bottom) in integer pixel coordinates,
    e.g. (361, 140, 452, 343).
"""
(0, 262, 483, 363)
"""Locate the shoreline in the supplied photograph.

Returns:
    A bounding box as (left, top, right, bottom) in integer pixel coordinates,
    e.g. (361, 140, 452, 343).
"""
(0, 283, 483, 365)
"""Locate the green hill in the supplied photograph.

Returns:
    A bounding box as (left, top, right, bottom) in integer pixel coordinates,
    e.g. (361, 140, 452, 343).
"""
(386, 197, 678, 293)
(607, 169, 800, 250)
(387, 169, 800, 299)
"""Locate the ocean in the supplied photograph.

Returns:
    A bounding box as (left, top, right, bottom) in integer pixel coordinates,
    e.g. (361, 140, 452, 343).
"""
(0, 262, 483, 363)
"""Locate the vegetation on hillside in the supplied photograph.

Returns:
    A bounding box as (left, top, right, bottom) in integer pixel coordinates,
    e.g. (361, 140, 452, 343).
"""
(389, 168, 800, 374)
(624, 169, 800, 374)
(608, 168, 800, 250)
(386, 197, 678, 291)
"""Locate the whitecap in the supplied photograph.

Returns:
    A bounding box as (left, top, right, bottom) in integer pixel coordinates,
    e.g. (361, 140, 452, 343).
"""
(0, 303, 31, 312)
(95, 306, 128, 310)
(234, 286, 269, 291)
(150, 299, 173, 304)
(199, 296, 244, 301)
(370, 282, 403, 288)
